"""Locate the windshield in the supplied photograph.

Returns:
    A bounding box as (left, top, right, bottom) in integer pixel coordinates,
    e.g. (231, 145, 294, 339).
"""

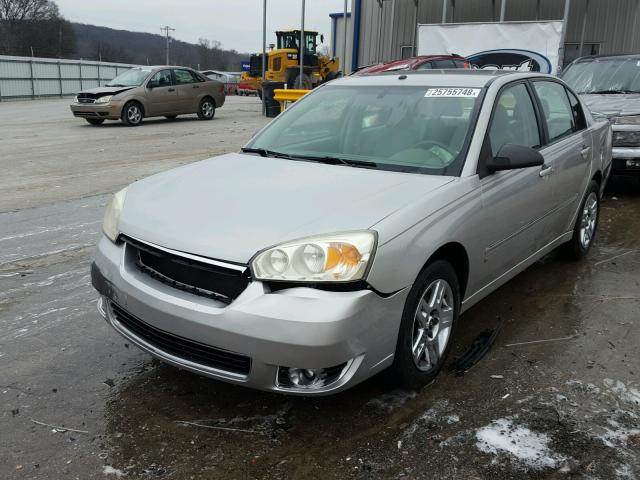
(246, 85, 482, 176)
(106, 68, 153, 87)
(562, 57, 640, 94)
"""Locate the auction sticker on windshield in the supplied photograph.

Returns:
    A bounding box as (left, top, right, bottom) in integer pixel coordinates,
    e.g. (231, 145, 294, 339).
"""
(425, 88, 481, 98)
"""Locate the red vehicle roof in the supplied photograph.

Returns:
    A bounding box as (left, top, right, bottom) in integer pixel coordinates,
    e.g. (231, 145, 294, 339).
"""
(354, 55, 468, 75)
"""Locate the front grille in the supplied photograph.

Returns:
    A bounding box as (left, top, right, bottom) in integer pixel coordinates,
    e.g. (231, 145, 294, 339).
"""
(77, 93, 96, 104)
(613, 130, 640, 147)
(110, 302, 251, 376)
(123, 236, 250, 305)
(277, 362, 348, 388)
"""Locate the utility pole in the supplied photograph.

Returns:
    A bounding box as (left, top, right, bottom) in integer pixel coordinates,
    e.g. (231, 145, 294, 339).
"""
(342, 0, 348, 75)
(299, 0, 305, 87)
(161, 25, 175, 65)
(262, 0, 267, 82)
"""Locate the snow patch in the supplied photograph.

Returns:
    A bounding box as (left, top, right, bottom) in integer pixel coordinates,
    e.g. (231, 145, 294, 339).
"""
(604, 379, 640, 406)
(367, 389, 416, 412)
(103, 465, 125, 477)
(475, 418, 565, 469)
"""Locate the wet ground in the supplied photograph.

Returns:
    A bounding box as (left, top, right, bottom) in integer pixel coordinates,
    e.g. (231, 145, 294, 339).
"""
(1, 99, 639, 479)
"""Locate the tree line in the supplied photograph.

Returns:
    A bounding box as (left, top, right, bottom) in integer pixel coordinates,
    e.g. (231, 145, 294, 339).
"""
(0, 0, 246, 71)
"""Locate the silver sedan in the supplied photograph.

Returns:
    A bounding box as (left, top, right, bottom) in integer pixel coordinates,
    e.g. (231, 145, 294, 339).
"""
(91, 71, 612, 395)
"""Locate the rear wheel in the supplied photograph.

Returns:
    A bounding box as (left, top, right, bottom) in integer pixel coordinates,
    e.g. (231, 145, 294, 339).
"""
(121, 102, 143, 126)
(197, 97, 215, 120)
(391, 260, 460, 390)
(85, 118, 104, 126)
(287, 73, 312, 90)
(563, 180, 600, 260)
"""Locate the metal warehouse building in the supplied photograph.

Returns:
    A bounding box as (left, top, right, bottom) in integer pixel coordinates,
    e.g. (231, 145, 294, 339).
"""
(331, 0, 640, 73)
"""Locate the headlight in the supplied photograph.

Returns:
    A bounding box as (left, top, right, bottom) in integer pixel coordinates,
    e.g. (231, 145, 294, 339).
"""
(73, 95, 79, 103)
(614, 115, 640, 125)
(251, 231, 376, 282)
(95, 95, 113, 104)
(102, 187, 127, 242)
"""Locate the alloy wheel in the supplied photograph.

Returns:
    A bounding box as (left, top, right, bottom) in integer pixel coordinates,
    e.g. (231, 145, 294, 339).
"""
(580, 192, 598, 249)
(201, 101, 214, 118)
(127, 105, 142, 124)
(411, 279, 454, 372)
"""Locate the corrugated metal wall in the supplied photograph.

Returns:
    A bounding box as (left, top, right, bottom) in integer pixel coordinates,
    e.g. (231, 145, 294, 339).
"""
(0, 55, 137, 100)
(354, 0, 640, 68)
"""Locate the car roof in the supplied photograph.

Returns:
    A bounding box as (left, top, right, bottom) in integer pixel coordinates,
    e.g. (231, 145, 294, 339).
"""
(572, 53, 640, 63)
(334, 69, 542, 88)
(357, 55, 465, 74)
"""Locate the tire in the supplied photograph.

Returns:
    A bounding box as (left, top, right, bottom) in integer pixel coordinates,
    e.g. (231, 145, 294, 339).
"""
(121, 101, 143, 126)
(197, 97, 216, 120)
(324, 71, 342, 83)
(391, 260, 460, 390)
(287, 73, 312, 90)
(165, 115, 177, 121)
(85, 118, 104, 126)
(563, 180, 600, 260)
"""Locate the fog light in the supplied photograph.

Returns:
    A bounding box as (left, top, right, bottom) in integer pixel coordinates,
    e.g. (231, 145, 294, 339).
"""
(626, 159, 640, 168)
(276, 361, 351, 390)
(287, 368, 328, 388)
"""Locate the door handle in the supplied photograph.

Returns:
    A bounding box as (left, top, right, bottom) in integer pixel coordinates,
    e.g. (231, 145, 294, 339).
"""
(580, 145, 591, 159)
(168, 88, 175, 92)
(539, 165, 554, 177)
(192, 85, 200, 89)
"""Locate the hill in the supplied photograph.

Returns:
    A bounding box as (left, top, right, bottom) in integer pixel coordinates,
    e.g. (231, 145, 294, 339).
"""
(72, 23, 247, 71)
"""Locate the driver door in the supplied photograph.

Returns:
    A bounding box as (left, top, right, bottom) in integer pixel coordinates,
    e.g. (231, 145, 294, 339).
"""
(145, 69, 177, 115)
(476, 81, 555, 288)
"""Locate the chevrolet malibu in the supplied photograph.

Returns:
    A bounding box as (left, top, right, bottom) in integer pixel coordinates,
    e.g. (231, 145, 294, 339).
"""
(70, 66, 225, 126)
(91, 71, 611, 395)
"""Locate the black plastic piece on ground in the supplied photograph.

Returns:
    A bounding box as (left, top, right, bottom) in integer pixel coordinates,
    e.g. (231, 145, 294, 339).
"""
(449, 321, 503, 376)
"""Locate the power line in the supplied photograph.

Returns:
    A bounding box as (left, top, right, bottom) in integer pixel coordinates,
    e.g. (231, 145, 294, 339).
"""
(160, 25, 175, 65)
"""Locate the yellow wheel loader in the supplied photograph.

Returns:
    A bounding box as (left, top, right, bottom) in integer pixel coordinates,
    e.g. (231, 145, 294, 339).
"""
(241, 30, 341, 96)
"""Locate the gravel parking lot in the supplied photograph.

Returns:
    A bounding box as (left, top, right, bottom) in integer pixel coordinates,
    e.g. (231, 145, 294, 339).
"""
(1, 97, 639, 479)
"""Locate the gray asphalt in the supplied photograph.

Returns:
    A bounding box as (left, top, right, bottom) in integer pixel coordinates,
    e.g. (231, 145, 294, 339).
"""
(1, 98, 639, 480)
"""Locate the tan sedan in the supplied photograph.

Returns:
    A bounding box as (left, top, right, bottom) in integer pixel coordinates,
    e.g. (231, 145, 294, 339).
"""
(70, 66, 226, 126)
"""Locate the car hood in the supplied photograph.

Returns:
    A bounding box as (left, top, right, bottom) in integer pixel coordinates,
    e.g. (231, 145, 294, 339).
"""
(118, 153, 454, 264)
(580, 93, 640, 118)
(78, 86, 136, 96)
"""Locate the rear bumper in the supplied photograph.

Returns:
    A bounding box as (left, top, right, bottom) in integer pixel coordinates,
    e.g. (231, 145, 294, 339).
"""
(612, 147, 640, 175)
(70, 102, 123, 120)
(91, 236, 407, 395)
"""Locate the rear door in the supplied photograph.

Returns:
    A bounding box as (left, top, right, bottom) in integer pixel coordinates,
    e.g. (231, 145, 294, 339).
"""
(477, 81, 554, 287)
(173, 69, 201, 113)
(145, 69, 177, 115)
(531, 80, 591, 238)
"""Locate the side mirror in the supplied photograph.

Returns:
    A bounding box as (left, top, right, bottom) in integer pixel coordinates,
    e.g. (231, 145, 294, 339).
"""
(147, 81, 157, 89)
(486, 143, 544, 173)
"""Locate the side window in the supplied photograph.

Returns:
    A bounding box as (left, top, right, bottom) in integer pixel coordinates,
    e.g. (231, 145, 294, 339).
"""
(488, 83, 541, 156)
(416, 62, 433, 70)
(566, 89, 587, 131)
(149, 69, 172, 87)
(452, 60, 467, 68)
(432, 59, 455, 69)
(533, 81, 575, 142)
(174, 69, 196, 85)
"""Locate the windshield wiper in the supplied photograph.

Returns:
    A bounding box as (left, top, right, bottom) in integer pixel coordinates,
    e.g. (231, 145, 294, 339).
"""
(241, 148, 378, 169)
(588, 89, 637, 94)
(240, 147, 294, 159)
(291, 154, 379, 169)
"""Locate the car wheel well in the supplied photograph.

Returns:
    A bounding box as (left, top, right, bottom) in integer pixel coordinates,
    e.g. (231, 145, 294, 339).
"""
(201, 95, 216, 106)
(421, 242, 469, 299)
(592, 170, 602, 188)
(124, 100, 144, 116)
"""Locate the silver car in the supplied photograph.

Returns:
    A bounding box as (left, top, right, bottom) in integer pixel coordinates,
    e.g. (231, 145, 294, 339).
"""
(91, 71, 611, 395)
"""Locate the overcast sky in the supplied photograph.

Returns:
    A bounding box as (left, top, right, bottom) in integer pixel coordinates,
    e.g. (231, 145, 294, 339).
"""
(55, 0, 348, 53)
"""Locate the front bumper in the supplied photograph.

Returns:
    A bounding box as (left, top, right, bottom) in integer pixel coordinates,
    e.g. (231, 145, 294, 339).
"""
(70, 101, 123, 120)
(92, 236, 407, 395)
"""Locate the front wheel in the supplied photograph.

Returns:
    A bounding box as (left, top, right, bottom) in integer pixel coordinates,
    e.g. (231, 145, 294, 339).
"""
(85, 118, 104, 126)
(121, 102, 143, 126)
(563, 180, 600, 260)
(197, 97, 215, 120)
(391, 260, 460, 390)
